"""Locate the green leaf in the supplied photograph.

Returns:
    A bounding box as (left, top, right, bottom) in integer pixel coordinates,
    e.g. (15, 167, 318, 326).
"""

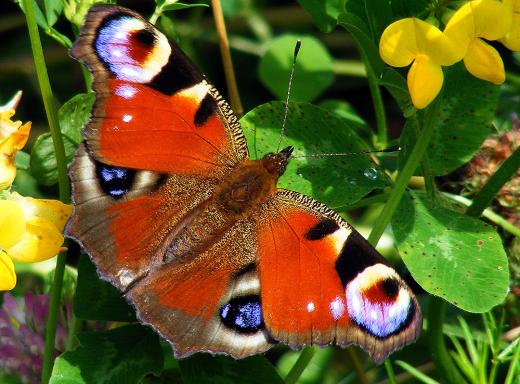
(345, 0, 392, 40)
(58, 93, 94, 144)
(30, 93, 93, 186)
(15, 150, 30, 170)
(74, 254, 135, 322)
(400, 63, 500, 176)
(30, 132, 77, 186)
(241, 102, 390, 208)
(318, 99, 373, 141)
(161, 2, 209, 12)
(392, 191, 509, 312)
(49, 325, 163, 384)
(337, 13, 384, 74)
(296, 0, 341, 32)
(179, 354, 283, 384)
(258, 35, 334, 102)
(43, 0, 63, 26)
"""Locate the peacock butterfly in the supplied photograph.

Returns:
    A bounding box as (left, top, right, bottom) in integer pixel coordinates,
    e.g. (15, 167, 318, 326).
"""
(66, 5, 422, 363)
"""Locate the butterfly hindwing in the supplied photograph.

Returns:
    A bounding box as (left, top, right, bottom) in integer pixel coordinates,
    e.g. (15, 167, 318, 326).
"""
(126, 217, 273, 358)
(257, 190, 422, 363)
(71, 5, 248, 176)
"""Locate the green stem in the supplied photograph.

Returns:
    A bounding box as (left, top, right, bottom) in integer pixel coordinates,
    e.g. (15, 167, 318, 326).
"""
(466, 146, 520, 217)
(23, 1, 70, 383)
(367, 98, 441, 246)
(443, 193, 520, 238)
(149, 7, 162, 25)
(284, 346, 316, 384)
(363, 54, 388, 148)
(409, 114, 438, 203)
(333, 59, 367, 77)
(384, 359, 397, 384)
(428, 298, 466, 384)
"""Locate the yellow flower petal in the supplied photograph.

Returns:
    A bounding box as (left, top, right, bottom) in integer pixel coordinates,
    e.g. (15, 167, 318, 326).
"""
(0, 159, 16, 190)
(13, 194, 72, 230)
(0, 200, 26, 249)
(8, 216, 64, 263)
(445, 0, 513, 51)
(464, 38, 505, 84)
(500, 0, 520, 50)
(0, 109, 31, 190)
(379, 18, 461, 67)
(407, 54, 444, 109)
(0, 249, 16, 290)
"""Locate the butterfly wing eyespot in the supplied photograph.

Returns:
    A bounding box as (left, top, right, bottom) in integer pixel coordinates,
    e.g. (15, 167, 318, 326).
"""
(257, 190, 422, 363)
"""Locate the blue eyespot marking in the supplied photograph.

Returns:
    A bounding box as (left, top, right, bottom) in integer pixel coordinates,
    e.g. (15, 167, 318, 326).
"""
(220, 295, 263, 334)
(95, 161, 136, 199)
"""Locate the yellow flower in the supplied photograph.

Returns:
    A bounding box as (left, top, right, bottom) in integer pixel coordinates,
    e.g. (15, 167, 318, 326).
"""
(379, 18, 461, 109)
(0, 249, 16, 290)
(0, 192, 72, 290)
(500, 0, 520, 51)
(444, 0, 513, 84)
(0, 92, 31, 190)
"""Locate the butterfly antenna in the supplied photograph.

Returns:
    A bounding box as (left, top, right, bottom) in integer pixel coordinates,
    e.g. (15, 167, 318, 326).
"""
(276, 40, 301, 153)
(291, 146, 401, 159)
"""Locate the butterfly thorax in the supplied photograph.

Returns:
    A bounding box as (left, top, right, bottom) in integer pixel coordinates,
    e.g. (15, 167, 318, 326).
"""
(164, 148, 292, 263)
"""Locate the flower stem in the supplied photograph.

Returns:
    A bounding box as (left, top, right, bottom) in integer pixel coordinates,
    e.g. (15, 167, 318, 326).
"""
(428, 298, 465, 383)
(466, 146, 520, 218)
(443, 193, 520, 238)
(362, 52, 387, 148)
(22, 1, 70, 383)
(211, 0, 244, 117)
(384, 359, 397, 384)
(367, 98, 441, 246)
(284, 346, 316, 384)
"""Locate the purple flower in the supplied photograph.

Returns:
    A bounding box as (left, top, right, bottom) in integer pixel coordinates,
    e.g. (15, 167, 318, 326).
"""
(0, 293, 70, 384)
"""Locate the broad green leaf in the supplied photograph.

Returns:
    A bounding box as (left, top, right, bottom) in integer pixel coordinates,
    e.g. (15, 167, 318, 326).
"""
(44, 0, 63, 26)
(241, 102, 390, 208)
(58, 93, 94, 144)
(400, 63, 500, 176)
(389, 0, 429, 19)
(49, 325, 163, 384)
(15, 151, 30, 170)
(30, 93, 93, 186)
(345, 0, 392, 40)
(337, 13, 385, 74)
(296, 0, 342, 32)
(258, 35, 334, 102)
(392, 191, 509, 312)
(30, 132, 76, 186)
(179, 354, 283, 384)
(74, 255, 135, 322)
(318, 99, 373, 141)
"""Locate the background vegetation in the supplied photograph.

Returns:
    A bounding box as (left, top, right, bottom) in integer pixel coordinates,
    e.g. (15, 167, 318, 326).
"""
(0, 0, 518, 383)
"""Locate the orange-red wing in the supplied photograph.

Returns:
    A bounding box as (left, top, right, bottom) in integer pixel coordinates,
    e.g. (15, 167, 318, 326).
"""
(257, 190, 422, 363)
(71, 6, 248, 176)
